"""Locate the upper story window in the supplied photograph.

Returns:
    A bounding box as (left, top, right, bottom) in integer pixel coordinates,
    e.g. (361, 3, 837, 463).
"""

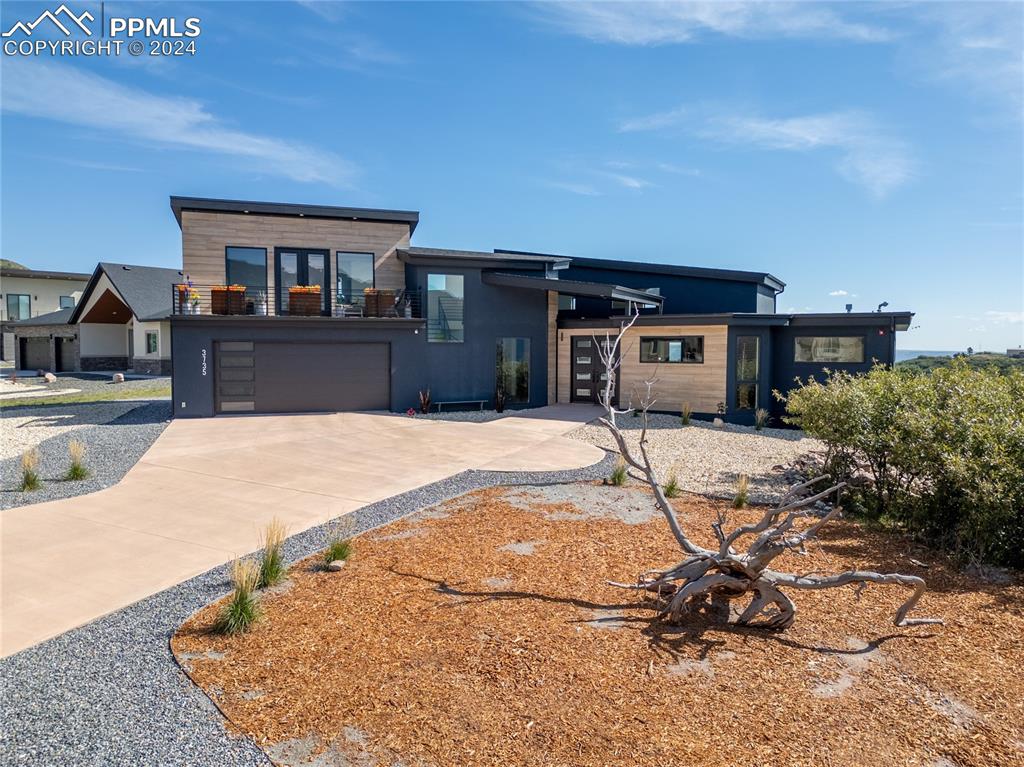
(336, 252, 374, 306)
(795, 336, 865, 363)
(225, 246, 267, 289)
(558, 294, 576, 311)
(639, 336, 703, 363)
(6, 294, 30, 321)
(426, 274, 464, 343)
(59, 295, 75, 309)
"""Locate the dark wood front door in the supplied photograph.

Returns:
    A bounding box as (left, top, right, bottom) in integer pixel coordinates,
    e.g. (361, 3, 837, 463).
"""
(570, 336, 614, 405)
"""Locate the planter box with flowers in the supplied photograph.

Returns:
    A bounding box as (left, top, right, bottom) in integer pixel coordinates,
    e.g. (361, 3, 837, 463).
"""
(289, 285, 323, 316)
(176, 284, 202, 315)
(211, 284, 248, 315)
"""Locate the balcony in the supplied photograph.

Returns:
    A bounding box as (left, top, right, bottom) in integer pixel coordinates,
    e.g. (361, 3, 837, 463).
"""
(172, 285, 423, 319)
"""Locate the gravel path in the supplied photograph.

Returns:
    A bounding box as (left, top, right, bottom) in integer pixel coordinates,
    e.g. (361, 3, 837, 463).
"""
(569, 414, 822, 504)
(0, 402, 171, 509)
(0, 451, 615, 767)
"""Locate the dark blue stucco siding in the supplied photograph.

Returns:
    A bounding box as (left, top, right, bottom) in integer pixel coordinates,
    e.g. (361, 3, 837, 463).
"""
(560, 264, 766, 315)
(769, 323, 898, 417)
(171, 264, 551, 418)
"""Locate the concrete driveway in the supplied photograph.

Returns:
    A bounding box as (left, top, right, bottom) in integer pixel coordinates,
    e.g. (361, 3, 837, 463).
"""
(0, 405, 604, 657)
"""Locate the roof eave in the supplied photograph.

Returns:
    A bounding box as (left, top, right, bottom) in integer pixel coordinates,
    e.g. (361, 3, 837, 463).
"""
(170, 196, 420, 233)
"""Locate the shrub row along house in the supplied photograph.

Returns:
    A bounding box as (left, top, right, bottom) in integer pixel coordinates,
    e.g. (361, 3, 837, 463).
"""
(169, 196, 911, 423)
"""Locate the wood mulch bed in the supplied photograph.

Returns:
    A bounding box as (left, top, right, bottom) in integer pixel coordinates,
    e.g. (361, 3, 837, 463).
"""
(173, 483, 1024, 767)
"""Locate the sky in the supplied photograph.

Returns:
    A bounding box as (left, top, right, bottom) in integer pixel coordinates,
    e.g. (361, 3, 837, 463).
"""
(1, 1, 1021, 351)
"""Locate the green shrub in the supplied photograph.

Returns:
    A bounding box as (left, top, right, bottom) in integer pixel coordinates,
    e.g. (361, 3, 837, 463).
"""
(257, 518, 288, 588)
(732, 474, 749, 509)
(680, 402, 692, 426)
(778, 360, 1024, 567)
(754, 408, 770, 431)
(214, 559, 261, 635)
(65, 439, 89, 481)
(663, 474, 681, 498)
(20, 449, 40, 491)
(609, 458, 628, 486)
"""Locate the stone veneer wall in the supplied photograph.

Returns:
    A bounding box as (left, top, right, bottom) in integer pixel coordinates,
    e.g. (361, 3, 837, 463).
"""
(81, 356, 129, 372)
(132, 358, 172, 376)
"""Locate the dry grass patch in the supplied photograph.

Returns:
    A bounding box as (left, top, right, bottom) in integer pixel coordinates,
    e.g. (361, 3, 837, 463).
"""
(173, 484, 1024, 767)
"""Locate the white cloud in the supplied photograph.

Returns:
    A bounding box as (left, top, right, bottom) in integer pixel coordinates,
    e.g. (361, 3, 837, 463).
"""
(829, 289, 849, 296)
(656, 162, 702, 177)
(294, 1, 347, 22)
(544, 180, 602, 196)
(621, 105, 913, 197)
(1, 60, 355, 186)
(985, 310, 1024, 324)
(600, 171, 653, 189)
(535, 1, 891, 45)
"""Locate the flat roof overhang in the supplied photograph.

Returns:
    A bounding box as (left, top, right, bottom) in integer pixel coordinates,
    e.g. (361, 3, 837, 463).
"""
(786, 312, 914, 331)
(482, 272, 664, 306)
(169, 196, 420, 233)
(559, 311, 913, 331)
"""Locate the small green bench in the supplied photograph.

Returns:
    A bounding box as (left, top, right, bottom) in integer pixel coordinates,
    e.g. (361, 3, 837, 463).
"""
(433, 399, 487, 412)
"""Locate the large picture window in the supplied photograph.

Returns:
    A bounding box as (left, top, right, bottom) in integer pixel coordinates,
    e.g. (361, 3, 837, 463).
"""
(639, 336, 703, 363)
(794, 336, 865, 363)
(6, 294, 30, 321)
(427, 274, 464, 343)
(336, 252, 374, 306)
(225, 246, 267, 289)
(496, 337, 530, 403)
(736, 335, 759, 410)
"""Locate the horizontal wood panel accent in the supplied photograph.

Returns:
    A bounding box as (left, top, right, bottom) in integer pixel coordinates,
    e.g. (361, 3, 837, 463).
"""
(557, 324, 727, 413)
(181, 211, 411, 310)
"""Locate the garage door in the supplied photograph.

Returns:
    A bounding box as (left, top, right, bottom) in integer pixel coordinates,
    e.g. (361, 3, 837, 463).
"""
(20, 338, 49, 371)
(215, 341, 390, 414)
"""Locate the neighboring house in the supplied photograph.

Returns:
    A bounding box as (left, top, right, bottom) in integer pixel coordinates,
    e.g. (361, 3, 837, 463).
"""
(169, 196, 912, 423)
(0, 266, 89, 361)
(1008, 347, 1024, 359)
(64, 262, 184, 374)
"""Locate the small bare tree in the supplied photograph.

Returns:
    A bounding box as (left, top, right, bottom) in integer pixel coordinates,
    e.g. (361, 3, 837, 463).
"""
(593, 311, 942, 629)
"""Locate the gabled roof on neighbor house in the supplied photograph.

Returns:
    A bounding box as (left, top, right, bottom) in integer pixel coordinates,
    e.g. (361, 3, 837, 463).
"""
(495, 250, 786, 292)
(398, 247, 571, 270)
(482, 272, 664, 306)
(2, 307, 74, 330)
(0, 266, 90, 282)
(69, 263, 185, 324)
(169, 196, 420, 233)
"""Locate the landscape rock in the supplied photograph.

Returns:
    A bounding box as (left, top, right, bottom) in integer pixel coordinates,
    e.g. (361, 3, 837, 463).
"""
(43, 372, 57, 383)
(712, 418, 724, 428)
(112, 373, 125, 383)
(327, 559, 346, 572)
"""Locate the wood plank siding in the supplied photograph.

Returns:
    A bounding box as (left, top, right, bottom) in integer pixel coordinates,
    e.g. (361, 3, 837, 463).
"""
(180, 210, 411, 308)
(557, 324, 728, 413)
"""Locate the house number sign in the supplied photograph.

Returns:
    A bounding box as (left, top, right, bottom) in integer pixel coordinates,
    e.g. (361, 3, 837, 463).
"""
(201, 348, 207, 376)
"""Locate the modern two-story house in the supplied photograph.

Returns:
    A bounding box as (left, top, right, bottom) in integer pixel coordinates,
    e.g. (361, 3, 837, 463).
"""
(169, 196, 911, 423)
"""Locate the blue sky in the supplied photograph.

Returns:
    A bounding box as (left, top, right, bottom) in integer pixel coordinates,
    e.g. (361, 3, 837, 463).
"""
(1, 1, 1021, 351)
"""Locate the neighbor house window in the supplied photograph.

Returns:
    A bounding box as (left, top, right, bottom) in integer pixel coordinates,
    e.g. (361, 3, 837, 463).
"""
(145, 331, 158, 355)
(640, 336, 704, 363)
(736, 335, 759, 410)
(225, 246, 267, 290)
(336, 252, 374, 306)
(59, 295, 75, 309)
(558, 294, 576, 311)
(427, 274, 464, 343)
(6, 294, 30, 321)
(496, 337, 530, 403)
(794, 336, 865, 363)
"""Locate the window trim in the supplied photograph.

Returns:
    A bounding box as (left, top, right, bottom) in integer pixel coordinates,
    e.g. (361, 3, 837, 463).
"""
(224, 245, 268, 289)
(638, 336, 705, 364)
(6, 293, 30, 321)
(793, 335, 866, 364)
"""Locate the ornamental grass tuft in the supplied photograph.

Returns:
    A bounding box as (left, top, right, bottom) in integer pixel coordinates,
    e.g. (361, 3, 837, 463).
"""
(213, 559, 261, 635)
(20, 449, 40, 491)
(257, 518, 288, 589)
(609, 458, 628, 487)
(65, 439, 89, 480)
(732, 474, 750, 510)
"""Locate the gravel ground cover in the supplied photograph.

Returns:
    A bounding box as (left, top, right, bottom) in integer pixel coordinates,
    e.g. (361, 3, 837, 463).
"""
(417, 409, 509, 423)
(174, 483, 1023, 767)
(3, 372, 165, 394)
(0, 373, 171, 408)
(0, 453, 615, 767)
(570, 414, 822, 503)
(0, 401, 171, 508)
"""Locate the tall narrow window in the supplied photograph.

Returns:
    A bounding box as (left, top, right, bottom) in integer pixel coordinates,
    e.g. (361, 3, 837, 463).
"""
(336, 252, 374, 308)
(225, 246, 267, 289)
(736, 336, 759, 410)
(496, 338, 530, 403)
(427, 274, 464, 343)
(6, 294, 30, 320)
(145, 331, 158, 354)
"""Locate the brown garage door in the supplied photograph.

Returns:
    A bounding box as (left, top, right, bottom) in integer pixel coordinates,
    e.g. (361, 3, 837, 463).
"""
(20, 338, 49, 371)
(249, 342, 389, 414)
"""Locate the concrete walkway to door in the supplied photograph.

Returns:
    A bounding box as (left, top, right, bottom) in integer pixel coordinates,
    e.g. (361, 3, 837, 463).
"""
(0, 405, 605, 656)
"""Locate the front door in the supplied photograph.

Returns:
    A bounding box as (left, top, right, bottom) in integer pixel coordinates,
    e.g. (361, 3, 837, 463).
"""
(275, 248, 329, 315)
(570, 336, 614, 405)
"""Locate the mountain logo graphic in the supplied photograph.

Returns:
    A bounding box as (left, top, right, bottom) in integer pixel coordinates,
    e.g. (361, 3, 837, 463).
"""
(2, 4, 94, 37)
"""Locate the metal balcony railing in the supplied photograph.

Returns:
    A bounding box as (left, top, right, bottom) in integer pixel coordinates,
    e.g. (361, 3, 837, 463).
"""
(172, 285, 423, 319)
